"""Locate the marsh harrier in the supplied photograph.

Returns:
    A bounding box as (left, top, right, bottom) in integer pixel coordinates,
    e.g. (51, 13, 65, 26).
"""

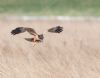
(11, 26, 63, 43)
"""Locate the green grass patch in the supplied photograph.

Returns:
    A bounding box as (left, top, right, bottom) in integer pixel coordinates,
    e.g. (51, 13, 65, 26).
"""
(0, 0, 100, 16)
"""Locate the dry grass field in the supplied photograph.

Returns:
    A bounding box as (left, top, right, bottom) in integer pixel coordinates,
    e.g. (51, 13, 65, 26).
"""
(0, 19, 100, 78)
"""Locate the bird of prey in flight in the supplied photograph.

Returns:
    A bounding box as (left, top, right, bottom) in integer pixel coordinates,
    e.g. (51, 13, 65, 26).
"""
(11, 26, 63, 44)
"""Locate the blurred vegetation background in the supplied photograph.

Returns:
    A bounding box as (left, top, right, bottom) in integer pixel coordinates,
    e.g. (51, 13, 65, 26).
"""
(0, 0, 100, 16)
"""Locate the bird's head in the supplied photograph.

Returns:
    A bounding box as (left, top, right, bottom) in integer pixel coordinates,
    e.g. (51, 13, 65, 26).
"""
(38, 34, 44, 40)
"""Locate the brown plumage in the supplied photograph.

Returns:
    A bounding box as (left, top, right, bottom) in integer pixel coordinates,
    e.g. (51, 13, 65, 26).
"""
(11, 26, 63, 44)
(11, 27, 44, 43)
(48, 26, 63, 33)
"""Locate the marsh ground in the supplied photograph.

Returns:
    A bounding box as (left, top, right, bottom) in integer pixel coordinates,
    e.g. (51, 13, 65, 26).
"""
(0, 19, 100, 78)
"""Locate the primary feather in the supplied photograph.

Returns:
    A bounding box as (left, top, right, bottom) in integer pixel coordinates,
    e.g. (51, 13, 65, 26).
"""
(11, 27, 25, 35)
(48, 26, 63, 33)
(11, 27, 37, 36)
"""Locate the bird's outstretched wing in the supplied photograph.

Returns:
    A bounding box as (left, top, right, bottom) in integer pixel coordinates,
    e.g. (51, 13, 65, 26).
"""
(48, 26, 63, 33)
(11, 27, 37, 36)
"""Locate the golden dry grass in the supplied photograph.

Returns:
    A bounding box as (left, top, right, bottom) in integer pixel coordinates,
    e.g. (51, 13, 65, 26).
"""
(0, 19, 100, 78)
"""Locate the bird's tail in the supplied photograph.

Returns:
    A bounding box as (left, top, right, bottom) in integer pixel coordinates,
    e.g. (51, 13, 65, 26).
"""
(24, 38, 34, 42)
